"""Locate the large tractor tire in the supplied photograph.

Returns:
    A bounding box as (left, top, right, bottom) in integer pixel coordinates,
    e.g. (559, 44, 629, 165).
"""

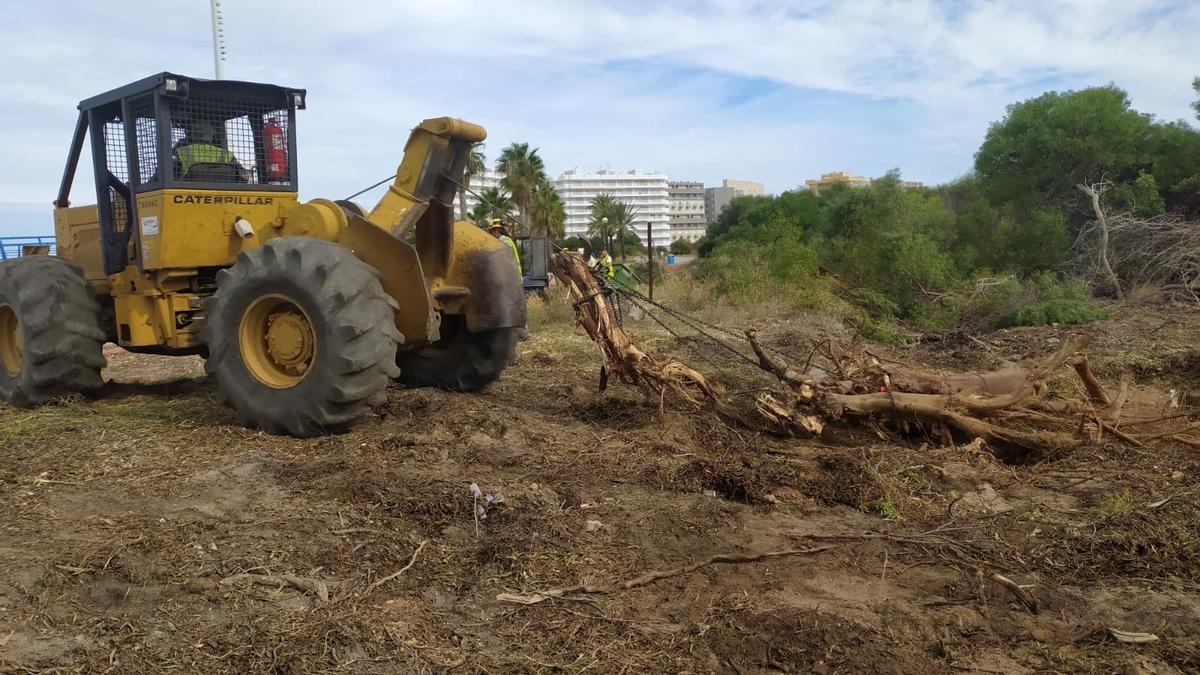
(0, 256, 106, 407)
(396, 314, 516, 391)
(202, 238, 401, 437)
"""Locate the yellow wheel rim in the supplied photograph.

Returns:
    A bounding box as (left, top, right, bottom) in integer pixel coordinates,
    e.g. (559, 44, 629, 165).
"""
(0, 305, 21, 377)
(238, 294, 316, 389)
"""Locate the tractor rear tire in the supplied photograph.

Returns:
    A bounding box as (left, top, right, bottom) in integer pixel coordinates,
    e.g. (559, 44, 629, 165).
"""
(0, 256, 106, 407)
(396, 314, 516, 391)
(202, 238, 401, 437)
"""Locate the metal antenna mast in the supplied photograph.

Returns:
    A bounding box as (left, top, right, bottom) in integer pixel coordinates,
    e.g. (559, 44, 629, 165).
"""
(210, 0, 227, 79)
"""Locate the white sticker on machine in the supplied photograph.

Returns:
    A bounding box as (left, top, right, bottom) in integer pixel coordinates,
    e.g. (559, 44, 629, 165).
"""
(140, 215, 159, 236)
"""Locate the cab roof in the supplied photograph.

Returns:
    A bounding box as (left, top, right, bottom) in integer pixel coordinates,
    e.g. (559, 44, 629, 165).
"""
(78, 72, 306, 111)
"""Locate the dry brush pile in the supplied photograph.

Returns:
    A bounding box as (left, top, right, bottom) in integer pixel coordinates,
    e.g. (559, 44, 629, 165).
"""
(1075, 181, 1200, 301)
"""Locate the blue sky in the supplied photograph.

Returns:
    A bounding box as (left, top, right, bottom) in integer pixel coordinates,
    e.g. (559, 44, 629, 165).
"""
(1, 0, 1198, 236)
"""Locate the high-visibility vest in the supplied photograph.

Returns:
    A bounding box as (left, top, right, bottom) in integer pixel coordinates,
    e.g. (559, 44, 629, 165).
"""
(499, 234, 522, 276)
(177, 143, 237, 175)
(600, 254, 614, 278)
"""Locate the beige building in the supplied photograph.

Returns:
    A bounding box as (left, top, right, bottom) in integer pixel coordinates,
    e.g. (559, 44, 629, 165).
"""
(721, 179, 764, 196)
(804, 171, 872, 194)
(704, 178, 765, 224)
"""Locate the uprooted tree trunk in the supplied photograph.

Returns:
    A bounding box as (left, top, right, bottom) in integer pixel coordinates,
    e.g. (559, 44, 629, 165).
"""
(549, 250, 732, 416)
(549, 250, 1174, 462)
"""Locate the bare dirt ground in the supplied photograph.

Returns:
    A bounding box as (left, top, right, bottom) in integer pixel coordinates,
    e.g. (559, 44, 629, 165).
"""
(1, 296, 1198, 674)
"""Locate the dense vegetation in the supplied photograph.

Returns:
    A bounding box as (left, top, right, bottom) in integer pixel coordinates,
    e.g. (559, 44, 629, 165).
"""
(693, 83, 1200, 339)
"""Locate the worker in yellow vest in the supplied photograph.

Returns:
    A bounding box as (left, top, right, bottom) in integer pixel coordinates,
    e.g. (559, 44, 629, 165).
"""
(487, 219, 528, 342)
(595, 249, 614, 279)
(487, 219, 522, 276)
(174, 119, 244, 180)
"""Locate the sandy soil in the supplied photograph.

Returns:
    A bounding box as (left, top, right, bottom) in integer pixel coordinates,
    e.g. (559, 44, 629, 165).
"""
(1, 298, 1197, 673)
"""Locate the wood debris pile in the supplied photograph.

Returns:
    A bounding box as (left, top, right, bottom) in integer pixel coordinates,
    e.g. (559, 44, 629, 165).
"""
(551, 251, 1190, 463)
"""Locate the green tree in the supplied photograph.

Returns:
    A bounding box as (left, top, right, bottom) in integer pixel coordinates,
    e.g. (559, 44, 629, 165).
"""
(974, 86, 1154, 212)
(458, 145, 487, 221)
(1193, 77, 1200, 121)
(561, 235, 588, 252)
(469, 186, 512, 227)
(587, 193, 617, 251)
(608, 201, 638, 261)
(530, 179, 567, 238)
(1112, 170, 1166, 217)
(496, 142, 546, 234)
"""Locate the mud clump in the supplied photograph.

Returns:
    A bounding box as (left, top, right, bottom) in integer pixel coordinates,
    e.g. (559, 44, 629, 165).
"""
(704, 607, 935, 674)
(804, 454, 884, 508)
(672, 457, 798, 504)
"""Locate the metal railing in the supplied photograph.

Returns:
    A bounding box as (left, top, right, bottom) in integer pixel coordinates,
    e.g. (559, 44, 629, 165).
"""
(0, 236, 57, 260)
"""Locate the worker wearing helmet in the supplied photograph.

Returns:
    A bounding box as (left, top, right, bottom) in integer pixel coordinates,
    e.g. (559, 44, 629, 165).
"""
(487, 219, 522, 276)
(595, 249, 614, 279)
(174, 118, 244, 181)
(487, 218, 529, 342)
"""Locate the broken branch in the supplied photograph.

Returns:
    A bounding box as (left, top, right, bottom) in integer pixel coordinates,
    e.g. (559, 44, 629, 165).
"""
(220, 573, 331, 602)
(989, 573, 1038, 614)
(364, 539, 427, 596)
(1073, 356, 1110, 405)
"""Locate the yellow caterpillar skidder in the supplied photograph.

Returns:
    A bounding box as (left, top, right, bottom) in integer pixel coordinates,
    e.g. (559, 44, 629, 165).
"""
(0, 73, 524, 435)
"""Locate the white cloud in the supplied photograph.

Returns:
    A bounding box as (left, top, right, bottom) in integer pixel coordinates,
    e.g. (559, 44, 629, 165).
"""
(0, 0, 1197, 234)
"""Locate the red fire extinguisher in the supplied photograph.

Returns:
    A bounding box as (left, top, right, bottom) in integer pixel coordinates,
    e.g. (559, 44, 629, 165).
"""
(263, 120, 287, 180)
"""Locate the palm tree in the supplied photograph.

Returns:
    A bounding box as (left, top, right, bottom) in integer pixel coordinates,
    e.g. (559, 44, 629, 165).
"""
(458, 145, 487, 221)
(470, 186, 512, 227)
(530, 180, 566, 238)
(496, 142, 546, 234)
(608, 201, 638, 261)
(587, 193, 617, 251)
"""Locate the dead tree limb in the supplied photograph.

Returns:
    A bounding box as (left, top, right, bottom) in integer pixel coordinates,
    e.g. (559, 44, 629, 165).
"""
(989, 573, 1039, 614)
(1073, 356, 1110, 405)
(746, 328, 810, 389)
(867, 336, 1088, 398)
(821, 391, 1076, 460)
(220, 573, 332, 602)
(1077, 182, 1123, 299)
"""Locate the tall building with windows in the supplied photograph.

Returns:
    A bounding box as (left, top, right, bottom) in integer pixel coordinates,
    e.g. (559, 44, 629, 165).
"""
(704, 178, 764, 224)
(552, 168, 671, 248)
(668, 180, 707, 242)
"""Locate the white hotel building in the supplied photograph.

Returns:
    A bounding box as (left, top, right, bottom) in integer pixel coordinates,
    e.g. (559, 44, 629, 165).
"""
(552, 168, 671, 248)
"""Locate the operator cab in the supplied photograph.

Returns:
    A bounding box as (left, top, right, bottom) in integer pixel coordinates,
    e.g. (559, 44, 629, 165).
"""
(56, 72, 305, 274)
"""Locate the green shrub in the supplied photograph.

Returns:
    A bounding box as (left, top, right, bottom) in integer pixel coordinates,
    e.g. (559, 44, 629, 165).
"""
(860, 498, 904, 520)
(1001, 278, 1108, 327)
(850, 313, 911, 346)
(846, 288, 900, 320)
(669, 238, 695, 254)
(694, 241, 776, 305)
